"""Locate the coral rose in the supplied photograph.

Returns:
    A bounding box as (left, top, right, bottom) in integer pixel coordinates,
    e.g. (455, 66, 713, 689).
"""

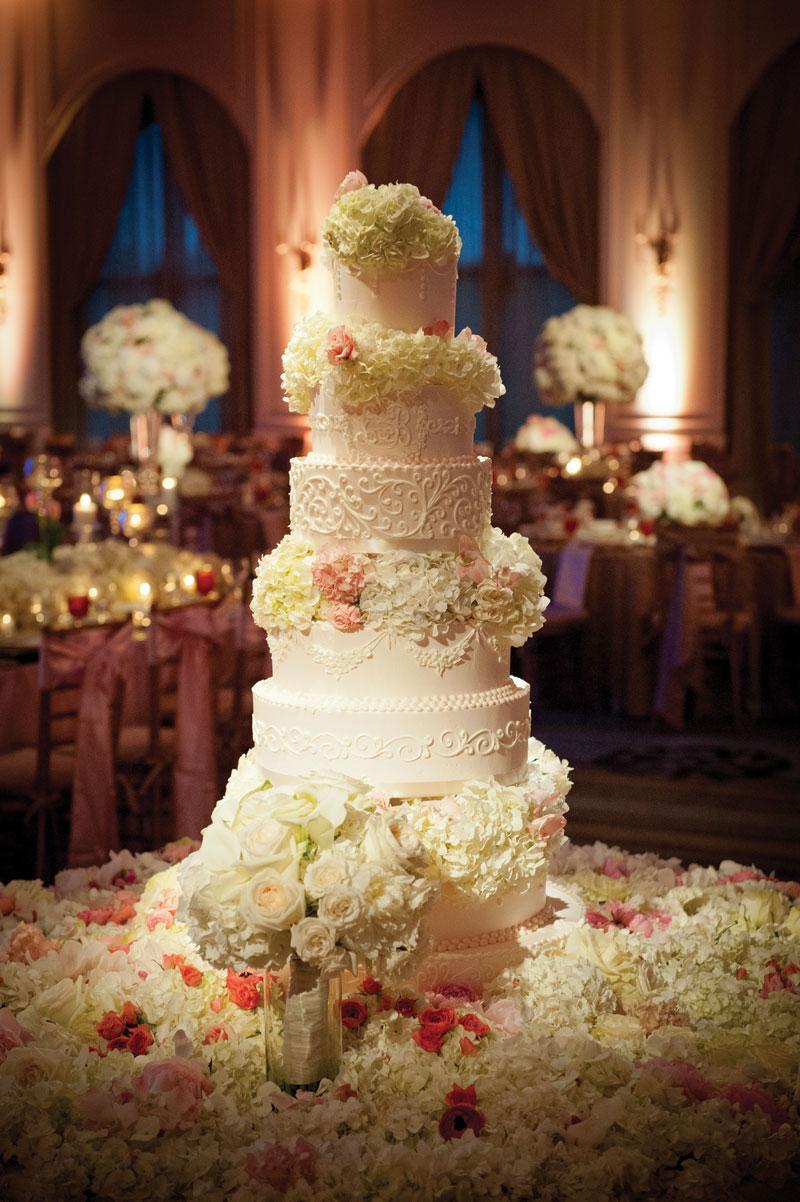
(459, 1013, 490, 1039)
(326, 326, 358, 364)
(226, 968, 262, 1010)
(95, 1011, 126, 1042)
(128, 1025, 154, 1056)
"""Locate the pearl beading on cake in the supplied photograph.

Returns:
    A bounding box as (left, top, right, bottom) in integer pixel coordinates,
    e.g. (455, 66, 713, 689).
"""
(431, 897, 559, 952)
(253, 680, 524, 714)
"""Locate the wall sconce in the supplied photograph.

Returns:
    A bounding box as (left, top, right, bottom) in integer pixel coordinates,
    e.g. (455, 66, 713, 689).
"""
(276, 239, 328, 321)
(635, 206, 679, 312)
(0, 243, 10, 323)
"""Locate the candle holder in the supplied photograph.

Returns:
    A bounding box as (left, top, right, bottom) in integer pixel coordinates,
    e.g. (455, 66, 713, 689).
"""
(67, 594, 90, 624)
(196, 564, 216, 596)
(119, 501, 153, 546)
(101, 473, 135, 537)
(73, 492, 98, 545)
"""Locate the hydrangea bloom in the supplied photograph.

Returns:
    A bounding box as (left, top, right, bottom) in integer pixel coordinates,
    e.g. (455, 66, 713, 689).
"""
(534, 305, 648, 407)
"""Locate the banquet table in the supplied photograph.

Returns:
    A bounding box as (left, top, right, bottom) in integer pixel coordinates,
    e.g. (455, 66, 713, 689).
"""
(534, 539, 798, 718)
(0, 838, 797, 1201)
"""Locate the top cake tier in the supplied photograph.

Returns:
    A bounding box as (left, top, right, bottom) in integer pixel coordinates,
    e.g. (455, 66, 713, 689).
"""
(321, 175, 461, 333)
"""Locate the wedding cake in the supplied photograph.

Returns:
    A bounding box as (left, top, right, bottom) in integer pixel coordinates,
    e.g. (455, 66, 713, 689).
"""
(180, 174, 570, 984)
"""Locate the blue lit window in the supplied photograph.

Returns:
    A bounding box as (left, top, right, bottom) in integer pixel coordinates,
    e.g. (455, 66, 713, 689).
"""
(84, 113, 224, 442)
(443, 95, 575, 444)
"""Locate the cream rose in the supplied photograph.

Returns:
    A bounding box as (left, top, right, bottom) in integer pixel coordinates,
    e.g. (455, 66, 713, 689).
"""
(240, 869, 305, 932)
(198, 820, 241, 871)
(362, 813, 425, 871)
(290, 917, 337, 966)
(317, 884, 363, 930)
(238, 818, 295, 872)
(303, 852, 351, 899)
(737, 887, 785, 929)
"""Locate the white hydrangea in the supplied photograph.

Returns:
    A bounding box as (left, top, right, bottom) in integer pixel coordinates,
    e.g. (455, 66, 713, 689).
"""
(535, 304, 648, 407)
(631, 459, 730, 527)
(250, 534, 320, 634)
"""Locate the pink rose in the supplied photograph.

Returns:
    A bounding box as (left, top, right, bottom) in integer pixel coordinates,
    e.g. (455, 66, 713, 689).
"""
(326, 325, 358, 365)
(0, 1009, 32, 1061)
(246, 1137, 318, 1192)
(133, 1057, 213, 1130)
(457, 536, 490, 584)
(527, 814, 566, 840)
(328, 603, 362, 632)
(627, 909, 672, 938)
(312, 544, 367, 603)
(146, 909, 174, 932)
(334, 170, 368, 200)
(0, 922, 57, 963)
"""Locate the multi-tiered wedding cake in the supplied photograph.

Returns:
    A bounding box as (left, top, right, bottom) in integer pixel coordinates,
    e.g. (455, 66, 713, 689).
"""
(180, 174, 570, 981)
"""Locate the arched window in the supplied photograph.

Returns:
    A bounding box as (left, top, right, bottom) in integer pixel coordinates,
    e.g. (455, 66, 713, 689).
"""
(48, 72, 251, 438)
(443, 92, 575, 445)
(84, 101, 224, 442)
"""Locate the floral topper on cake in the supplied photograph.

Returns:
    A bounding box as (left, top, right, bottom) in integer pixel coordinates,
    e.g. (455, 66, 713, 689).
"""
(534, 304, 648, 408)
(80, 299, 229, 416)
(322, 175, 461, 276)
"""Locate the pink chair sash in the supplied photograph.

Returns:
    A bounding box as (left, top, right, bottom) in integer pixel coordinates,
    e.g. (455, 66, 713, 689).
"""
(39, 623, 133, 868)
(149, 599, 236, 840)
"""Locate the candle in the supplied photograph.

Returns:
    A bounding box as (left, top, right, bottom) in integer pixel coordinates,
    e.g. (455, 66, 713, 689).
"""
(72, 492, 97, 543)
(196, 565, 215, 596)
(0, 612, 16, 638)
(181, 572, 196, 594)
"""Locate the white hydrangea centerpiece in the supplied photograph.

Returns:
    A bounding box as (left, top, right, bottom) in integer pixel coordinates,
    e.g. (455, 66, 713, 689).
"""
(515, 413, 579, 454)
(631, 459, 730, 527)
(80, 299, 229, 416)
(534, 305, 648, 407)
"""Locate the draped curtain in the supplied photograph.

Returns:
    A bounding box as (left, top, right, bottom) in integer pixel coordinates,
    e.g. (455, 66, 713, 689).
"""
(48, 72, 252, 435)
(362, 46, 598, 303)
(727, 40, 800, 501)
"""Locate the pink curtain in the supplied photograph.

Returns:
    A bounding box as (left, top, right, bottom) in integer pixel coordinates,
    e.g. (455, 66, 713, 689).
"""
(727, 40, 800, 501)
(362, 46, 599, 302)
(47, 71, 252, 436)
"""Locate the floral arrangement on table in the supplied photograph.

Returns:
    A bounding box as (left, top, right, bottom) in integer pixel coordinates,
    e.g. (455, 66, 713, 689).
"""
(177, 758, 438, 977)
(0, 551, 62, 626)
(321, 175, 461, 275)
(534, 305, 649, 407)
(1, 836, 798, 1200)
(631, 459, 731, 528)
(281, 314, 504, 415)
(80, 299, 229, 416)
(514, 413, 579, 454)
(250, 527, 547, 647)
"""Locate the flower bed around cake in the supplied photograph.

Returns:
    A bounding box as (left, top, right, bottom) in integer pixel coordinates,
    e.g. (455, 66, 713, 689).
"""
(1, 836, 798, 1201)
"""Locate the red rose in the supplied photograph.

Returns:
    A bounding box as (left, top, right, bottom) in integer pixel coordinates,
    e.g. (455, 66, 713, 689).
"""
(180, 964, 204, 988)
(106, 1035, 131, 1052)
(459, 1036, 479, 1056)
(128, 1025, 154, 1056)
(445, 1084, 477, 1107)
(338, 999, 368, 1030)
(459, 1013, 490, 1039)
(360, 976, 381, 996)
(395, 996, 417, 1018)
(95, 1011, 126, 1041)
(226, 968, 262, 1010)
(120, 1002, 141, 1028)
(439, 1103, 486, 1141)
(418, 1007, 456, 1033)
(411, 1027, 445, 1053)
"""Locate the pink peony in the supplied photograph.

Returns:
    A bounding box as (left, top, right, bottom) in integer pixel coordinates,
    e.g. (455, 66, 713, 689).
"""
(246, 1136, 318, 1192)
(484, 998, 523, 1036)
(334, 170, 368, 200)
(133, 1057, 213, 1130)
(326, 325, 358, 365)
(312, 544, 367, 603)
(328, 602, 363, 632)
(0, 1009, 32, 1061)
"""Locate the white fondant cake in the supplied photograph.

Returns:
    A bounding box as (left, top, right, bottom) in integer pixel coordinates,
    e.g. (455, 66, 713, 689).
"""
(242, 177, 571, 958)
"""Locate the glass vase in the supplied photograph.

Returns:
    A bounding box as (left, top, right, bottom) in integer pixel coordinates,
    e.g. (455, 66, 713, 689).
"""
(264, 956, 342, 1094)
(573, 399, 606, 450)
(129, 411, 163, 466)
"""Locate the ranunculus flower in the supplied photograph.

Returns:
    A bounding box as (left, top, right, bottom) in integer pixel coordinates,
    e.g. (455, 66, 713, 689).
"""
(412, 1027, 445, 1053)
(326, 326, 358, 365)
(459, 1036, 479, 1056)
(128, 1025, 154, 1056)
(120, 1002, 142, 1027)
(226, 968, 262, 1010)
(418, 1007, 457, 1033)
(240, 869, 304, 932)
(439, 1102, 486, 1141)
(133, 1057, 213, 1130)
(339, 999, 368, 1030)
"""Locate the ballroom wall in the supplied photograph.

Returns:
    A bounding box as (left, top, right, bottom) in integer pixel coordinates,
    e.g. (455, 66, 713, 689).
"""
(1, 0, 799, 467)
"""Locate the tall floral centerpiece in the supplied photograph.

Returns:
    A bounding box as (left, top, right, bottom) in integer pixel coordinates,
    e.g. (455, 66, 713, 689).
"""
(534, 305, 648, 449)
(80, 300, 229, 466)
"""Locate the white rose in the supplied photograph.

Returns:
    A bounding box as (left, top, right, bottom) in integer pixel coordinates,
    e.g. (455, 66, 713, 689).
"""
(199, 821, 241, 870)
(240, 869, 305, 932)
(737, 888, 785, 929)
(317, 885, 363, 930)
(303, 852, 351, 899)
(362, 813, 426, 870)
(290, 917, 337, 966)
(265, 786, 320, 827)
(352, 863, 407, 917)
(239, 818, 295, 871)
